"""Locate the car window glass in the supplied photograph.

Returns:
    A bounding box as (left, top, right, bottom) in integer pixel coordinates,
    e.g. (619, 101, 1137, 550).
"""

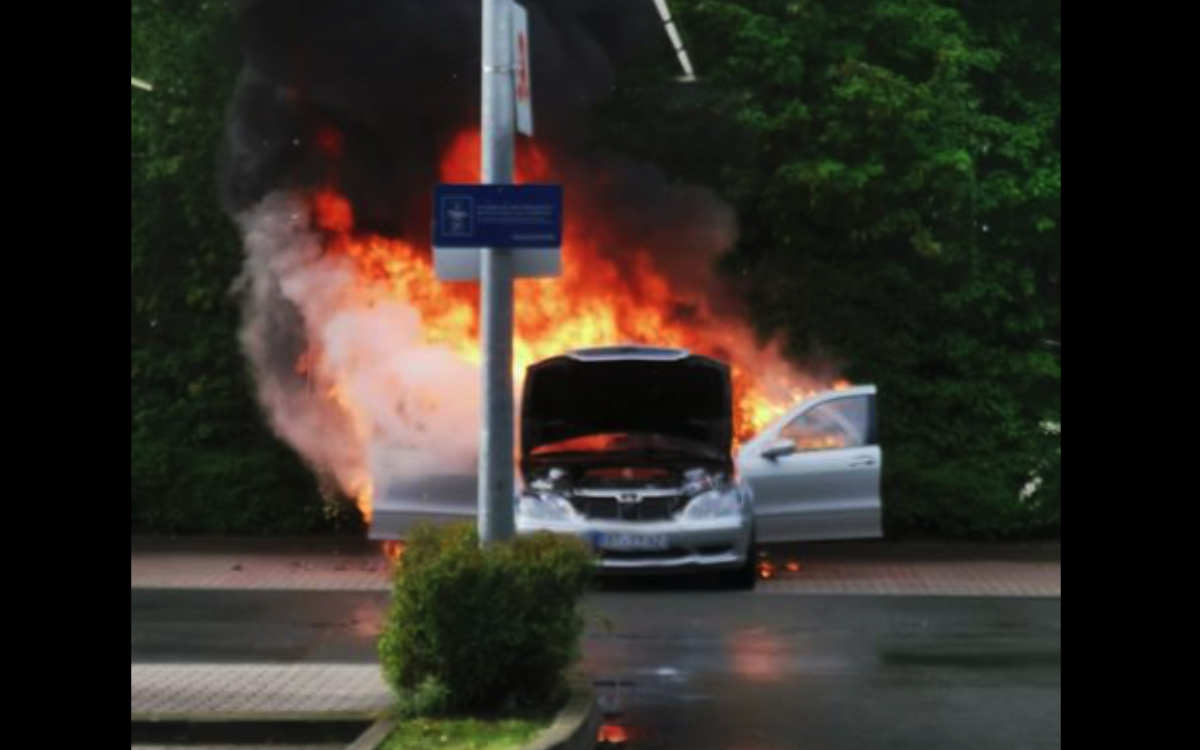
(779, 396, 868, 451)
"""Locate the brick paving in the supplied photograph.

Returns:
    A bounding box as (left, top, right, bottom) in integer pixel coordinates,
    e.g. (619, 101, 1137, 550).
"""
(131, 541, 1059, 597)
(756, 558, 1059, 596)
(131, 551, 394, 591)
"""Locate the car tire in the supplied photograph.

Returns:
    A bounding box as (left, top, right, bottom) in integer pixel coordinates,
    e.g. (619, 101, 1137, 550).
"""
(723, 534, 757, 590)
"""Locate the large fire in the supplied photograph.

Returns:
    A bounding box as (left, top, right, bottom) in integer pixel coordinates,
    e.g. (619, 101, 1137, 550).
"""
(300, 131, 843, 521)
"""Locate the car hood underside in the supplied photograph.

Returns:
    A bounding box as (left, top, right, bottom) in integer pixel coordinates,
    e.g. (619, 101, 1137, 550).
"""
(520, 353, 733, 463)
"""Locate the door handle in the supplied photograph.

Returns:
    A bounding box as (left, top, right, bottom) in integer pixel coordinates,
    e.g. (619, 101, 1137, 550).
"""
(848, 457, 876, 467)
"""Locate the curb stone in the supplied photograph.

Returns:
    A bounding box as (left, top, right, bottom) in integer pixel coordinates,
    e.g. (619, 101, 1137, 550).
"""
(348, 675, 598, 750)
(346, 718, 396, 750)
(524, 675, 599, 750)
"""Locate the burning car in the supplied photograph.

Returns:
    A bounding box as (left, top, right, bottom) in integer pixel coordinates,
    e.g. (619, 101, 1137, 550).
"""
(516, 346, 756, 585)
(370, 345, 883, 586)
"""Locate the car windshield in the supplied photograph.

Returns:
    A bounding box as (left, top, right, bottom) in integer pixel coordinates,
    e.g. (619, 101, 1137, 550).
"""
(529, 432, 721, 460)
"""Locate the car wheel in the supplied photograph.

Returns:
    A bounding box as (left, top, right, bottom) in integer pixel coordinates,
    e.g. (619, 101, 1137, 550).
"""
(723, 535, 757, 590)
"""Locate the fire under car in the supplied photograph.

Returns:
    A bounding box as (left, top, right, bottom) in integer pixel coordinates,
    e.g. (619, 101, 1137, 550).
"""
(369, 346, 882, 587)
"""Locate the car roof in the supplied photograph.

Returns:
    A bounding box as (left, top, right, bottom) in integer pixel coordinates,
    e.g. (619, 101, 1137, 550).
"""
(826, 384, 876, 397)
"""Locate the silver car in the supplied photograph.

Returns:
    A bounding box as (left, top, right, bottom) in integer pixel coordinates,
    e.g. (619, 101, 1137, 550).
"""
(369, 346, 883, 585)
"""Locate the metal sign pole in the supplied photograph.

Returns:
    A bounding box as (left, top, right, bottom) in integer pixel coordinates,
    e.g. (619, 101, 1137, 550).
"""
(478, 0, 516, 544)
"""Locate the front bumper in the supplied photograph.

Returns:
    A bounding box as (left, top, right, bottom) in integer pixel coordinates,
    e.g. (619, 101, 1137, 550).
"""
(517, 514, 752, 571)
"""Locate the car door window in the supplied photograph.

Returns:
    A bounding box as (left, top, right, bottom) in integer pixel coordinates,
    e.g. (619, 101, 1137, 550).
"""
(779, 396, 869, 452)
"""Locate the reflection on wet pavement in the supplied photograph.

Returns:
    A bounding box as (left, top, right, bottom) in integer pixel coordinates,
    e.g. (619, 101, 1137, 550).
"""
(727, 627, 787, 683)
(349, 598, 386, 638)
(596, 721, 631, 746)
(132, 576, 1057, 749)
(583, 589, 1059, 749)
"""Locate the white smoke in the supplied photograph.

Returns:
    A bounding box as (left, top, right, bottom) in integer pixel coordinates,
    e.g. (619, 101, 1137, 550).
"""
(232, 188, 833, 521)
(234, 192, 479, 513)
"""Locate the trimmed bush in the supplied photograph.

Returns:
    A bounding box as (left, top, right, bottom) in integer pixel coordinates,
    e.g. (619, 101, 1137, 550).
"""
(378, 524, 595, 714)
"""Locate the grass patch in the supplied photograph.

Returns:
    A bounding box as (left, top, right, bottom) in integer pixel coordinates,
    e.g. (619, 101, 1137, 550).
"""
(380, 716, 550, 750)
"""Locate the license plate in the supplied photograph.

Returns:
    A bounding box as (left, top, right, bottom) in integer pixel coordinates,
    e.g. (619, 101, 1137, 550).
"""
(596, 533, 669, 551)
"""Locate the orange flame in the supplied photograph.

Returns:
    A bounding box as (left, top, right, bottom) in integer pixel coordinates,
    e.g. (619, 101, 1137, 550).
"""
(381, 540, 406, 563)
(757, 560, 776, 580)
(597, 723, 630, 745)
(300, 130, 842, 519)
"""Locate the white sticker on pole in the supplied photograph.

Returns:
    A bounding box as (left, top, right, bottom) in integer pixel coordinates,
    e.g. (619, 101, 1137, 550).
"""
(512, 1, 533, 136)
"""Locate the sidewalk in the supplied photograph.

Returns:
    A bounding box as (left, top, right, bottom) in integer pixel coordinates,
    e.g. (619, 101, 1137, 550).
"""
(131, 663, 391, 721)
(131, 536, 1060, 596)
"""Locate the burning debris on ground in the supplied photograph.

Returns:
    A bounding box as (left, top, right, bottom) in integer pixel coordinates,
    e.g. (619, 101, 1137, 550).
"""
(222, 1, 844, 521)
(381, 540, 406, 564)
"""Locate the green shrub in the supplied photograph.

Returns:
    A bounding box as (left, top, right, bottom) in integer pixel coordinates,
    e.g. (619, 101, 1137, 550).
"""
(393, 675, 452, 719)
(378, 524, 595, 715)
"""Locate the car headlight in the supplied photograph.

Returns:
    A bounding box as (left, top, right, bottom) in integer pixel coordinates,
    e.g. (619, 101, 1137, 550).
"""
(517, 491, 578, 522)
(681, 467, 721, 497)
(528, 466, 568, 492)
(678, 488, 743, 519)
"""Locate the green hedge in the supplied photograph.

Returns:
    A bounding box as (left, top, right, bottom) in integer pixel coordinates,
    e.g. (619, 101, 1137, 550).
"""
(378, 524, 594, 715)
(132, 0, 361, 534)
(592, 0, 1060, 538)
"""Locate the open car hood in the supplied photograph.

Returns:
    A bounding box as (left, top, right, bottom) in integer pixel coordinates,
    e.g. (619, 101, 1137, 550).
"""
(520, 348, 732, 462)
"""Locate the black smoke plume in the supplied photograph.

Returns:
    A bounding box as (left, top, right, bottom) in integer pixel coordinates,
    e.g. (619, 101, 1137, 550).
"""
(220, 1, 821, 515)
(220, 0, 662, 233)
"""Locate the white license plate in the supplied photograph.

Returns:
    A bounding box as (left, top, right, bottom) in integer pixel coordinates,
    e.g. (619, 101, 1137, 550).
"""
(596, 533, 669, 551)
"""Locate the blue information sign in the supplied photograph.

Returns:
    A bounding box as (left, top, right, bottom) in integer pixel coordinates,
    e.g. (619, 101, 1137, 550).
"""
(433, 184, 562, 249)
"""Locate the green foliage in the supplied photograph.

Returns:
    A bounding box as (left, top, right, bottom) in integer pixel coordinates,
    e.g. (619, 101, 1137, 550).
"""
(393, 675, 453, 719)
(378, 524, 594, 714)
(594, 0, 1060, 537)
(131, 0, 359, 533)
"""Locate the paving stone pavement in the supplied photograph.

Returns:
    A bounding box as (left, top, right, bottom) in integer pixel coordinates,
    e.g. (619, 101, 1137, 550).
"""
(755, 559, 1059, 596)
(131, 546, 1060, 597)
(131, 551, 393, 591)
(130, 663, 392, 719)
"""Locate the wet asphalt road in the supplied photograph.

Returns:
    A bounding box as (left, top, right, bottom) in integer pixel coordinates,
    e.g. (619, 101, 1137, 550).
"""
(131, 586, 1060, 749)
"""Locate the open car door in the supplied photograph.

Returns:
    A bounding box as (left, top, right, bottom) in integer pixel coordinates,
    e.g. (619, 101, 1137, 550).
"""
(736, 385, 882, 543)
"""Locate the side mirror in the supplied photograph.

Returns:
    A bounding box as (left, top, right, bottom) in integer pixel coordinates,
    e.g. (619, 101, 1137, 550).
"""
(761, 438, 796, 461)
